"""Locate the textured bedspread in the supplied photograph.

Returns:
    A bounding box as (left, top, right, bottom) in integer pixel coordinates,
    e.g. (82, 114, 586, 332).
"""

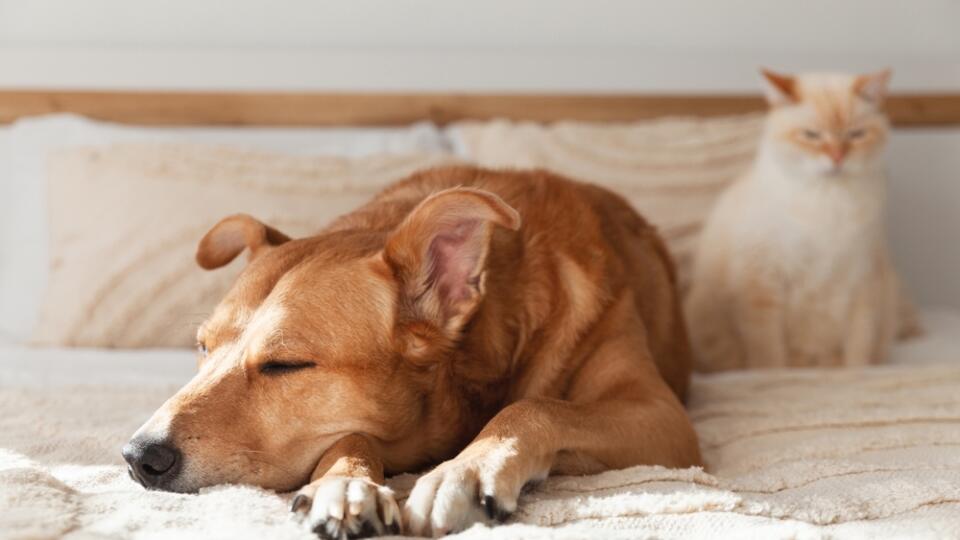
(3, 312, 960, 539)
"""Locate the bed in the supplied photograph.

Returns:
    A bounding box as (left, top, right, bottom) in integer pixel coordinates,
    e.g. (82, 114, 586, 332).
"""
(3, 311, 960, 538)
(1, 90, 959, 539)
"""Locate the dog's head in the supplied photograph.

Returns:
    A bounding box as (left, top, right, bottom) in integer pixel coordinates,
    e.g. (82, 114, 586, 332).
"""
(123, 187, 520, 492)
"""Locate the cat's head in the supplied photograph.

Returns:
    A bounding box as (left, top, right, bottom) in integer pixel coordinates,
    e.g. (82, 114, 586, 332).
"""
(759, 69, 891, 178)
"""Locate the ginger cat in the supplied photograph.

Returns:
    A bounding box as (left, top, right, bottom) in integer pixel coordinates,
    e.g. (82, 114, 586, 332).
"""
(686, 69, 919, 372)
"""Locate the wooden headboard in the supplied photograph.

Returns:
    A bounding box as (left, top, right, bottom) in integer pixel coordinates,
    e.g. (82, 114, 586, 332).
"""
(1, 90, 958, 127)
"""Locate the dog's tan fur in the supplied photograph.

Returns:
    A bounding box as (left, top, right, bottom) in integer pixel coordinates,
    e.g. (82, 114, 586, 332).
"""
(129, 166, 701, 537)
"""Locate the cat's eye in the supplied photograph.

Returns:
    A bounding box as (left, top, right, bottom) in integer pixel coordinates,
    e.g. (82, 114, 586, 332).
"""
(847, 128, 867, 140)
(801, 129, 821, 140)
(259, 360, 316, 376)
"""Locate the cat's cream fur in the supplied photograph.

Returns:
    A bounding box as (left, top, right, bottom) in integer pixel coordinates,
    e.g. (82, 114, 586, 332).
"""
(686, 69, 918, 372)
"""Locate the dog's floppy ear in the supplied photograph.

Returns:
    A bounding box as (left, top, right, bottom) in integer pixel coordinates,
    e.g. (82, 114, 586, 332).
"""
(196, 214, 291, 270)
(384, 187, 520, 343)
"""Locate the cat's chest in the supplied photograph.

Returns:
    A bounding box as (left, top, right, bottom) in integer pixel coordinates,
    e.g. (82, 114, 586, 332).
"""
(753, 180, 884, 280)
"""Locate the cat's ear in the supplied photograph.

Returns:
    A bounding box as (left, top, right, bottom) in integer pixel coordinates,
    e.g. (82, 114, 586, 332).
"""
(854, 69, 892, 105)
(760, 68, 797, 106)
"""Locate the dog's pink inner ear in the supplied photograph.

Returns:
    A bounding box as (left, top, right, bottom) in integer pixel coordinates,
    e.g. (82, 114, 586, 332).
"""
(385, 187, 520, 332)
(428, 219, 488, 318)
(196, 214, 290, 270)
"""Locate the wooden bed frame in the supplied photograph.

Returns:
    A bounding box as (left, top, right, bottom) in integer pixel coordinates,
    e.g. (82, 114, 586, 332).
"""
(1, 90, 959, 127)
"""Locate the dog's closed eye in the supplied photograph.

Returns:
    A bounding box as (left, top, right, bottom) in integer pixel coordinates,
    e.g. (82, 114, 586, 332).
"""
(259, 361, 316, 376)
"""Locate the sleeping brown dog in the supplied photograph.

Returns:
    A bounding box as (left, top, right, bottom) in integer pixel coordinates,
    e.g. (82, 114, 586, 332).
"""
(123, 165, 702, 538)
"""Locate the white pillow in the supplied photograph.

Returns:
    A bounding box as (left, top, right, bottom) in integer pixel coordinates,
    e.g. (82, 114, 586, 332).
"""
(0, 114, 451, 344)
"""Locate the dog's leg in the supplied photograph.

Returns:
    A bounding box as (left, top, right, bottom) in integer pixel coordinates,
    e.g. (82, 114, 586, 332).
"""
(403, 328, 701, 536)
(291, 433, 400, 540)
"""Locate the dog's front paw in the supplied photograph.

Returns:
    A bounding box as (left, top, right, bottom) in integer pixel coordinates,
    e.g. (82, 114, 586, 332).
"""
(403, 450, 523, 537)
(291, 476, 400, 540)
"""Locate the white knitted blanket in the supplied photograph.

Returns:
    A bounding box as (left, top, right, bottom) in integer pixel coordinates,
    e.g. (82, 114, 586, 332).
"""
(3, 311, 960, 540)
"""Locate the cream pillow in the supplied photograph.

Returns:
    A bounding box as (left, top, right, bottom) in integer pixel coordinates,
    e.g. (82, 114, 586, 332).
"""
(449, 115, 765, 293)
(32, 143, 454, 348)
(0, 114, 449, 344)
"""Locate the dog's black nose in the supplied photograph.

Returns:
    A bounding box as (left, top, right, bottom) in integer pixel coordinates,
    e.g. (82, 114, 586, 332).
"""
(122, 437, 181, 489)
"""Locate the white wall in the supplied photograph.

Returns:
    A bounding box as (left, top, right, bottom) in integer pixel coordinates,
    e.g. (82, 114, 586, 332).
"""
(1, 0, 959, 91)
(1, 0, 958, 309)
(1, 0, 957, 55)
(0, 0, 960, 56)
(887, 130, 960, 310)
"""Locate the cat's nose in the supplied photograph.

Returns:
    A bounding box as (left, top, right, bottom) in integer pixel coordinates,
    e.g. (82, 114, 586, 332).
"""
(826, 146, 847, 166)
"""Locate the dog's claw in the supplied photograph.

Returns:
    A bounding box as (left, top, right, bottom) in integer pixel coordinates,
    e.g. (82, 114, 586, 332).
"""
(312, 523, 332, 539)
(355, 521, 377, 539)
(309, 515, 380, 540)
(482, 494, 512, 522)
(291, 493, 310, 513)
